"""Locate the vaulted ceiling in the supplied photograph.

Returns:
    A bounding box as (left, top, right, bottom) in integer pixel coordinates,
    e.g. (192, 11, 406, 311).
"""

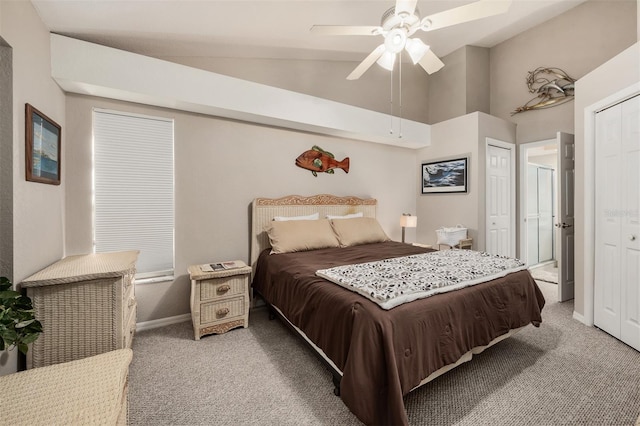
(31, 0, 587, 62)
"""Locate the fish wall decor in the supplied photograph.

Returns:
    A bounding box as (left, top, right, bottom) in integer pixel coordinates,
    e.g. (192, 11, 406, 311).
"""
(295, 145, 349, 177)
(511, 67, 576, 115)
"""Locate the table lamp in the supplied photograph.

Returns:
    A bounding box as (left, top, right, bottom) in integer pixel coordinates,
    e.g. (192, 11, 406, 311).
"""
(400, 213, 417, 243)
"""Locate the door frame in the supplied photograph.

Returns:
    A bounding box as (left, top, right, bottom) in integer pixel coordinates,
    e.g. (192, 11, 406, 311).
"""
(582, 82, 640, 326)
(485, 138, 516, 258)
(518, 138, 557, 266)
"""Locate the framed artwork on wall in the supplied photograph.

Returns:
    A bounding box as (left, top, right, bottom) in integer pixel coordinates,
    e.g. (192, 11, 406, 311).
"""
(421, 157, 468, 194)
(25, 103, 61, 185)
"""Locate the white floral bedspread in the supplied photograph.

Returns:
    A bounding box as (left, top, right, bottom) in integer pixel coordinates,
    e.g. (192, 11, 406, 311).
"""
(316, 249, 527, 310)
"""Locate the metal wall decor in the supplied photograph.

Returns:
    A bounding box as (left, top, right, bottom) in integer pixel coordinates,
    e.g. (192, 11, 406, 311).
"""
(511, 67, 576, 116)
(295, 145, 349, 177)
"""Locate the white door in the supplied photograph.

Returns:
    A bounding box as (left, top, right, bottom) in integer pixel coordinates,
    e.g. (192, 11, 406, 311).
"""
(486, 142, 514, 257)
(594, 95, 640, 351)
(619, 95, 640, 350)
(595, 104, 621, 335)
(557, 132, 575, 302)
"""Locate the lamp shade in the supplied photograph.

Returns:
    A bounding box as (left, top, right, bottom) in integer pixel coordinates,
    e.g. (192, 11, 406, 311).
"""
(376, 51, 396, 71)
(404, 38, 430, 64)
(400, 214, 417, 228)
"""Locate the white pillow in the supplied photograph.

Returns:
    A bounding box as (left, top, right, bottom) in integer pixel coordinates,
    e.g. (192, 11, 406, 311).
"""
(325, 212, 363, 220)
(273, 212, 319, 221)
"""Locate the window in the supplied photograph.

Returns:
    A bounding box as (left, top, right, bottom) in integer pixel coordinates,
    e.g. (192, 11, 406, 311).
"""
(93, 109, 174, 280)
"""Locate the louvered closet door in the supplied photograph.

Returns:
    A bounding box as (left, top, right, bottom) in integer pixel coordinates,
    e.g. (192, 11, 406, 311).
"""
(594, 94, 640, 351)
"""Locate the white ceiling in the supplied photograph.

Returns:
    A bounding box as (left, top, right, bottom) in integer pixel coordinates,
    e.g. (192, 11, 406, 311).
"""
(31, 0, 587, 62)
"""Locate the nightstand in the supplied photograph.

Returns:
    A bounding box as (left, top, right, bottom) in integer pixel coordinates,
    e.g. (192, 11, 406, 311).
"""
(187, 261, 252, 340)
(455, 238, 473, 249)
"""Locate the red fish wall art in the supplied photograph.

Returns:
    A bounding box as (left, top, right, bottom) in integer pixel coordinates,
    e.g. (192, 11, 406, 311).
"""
(295, 145, 349, 177)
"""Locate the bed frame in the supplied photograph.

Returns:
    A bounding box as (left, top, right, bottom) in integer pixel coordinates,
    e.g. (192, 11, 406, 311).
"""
(250, 194, 523, 398)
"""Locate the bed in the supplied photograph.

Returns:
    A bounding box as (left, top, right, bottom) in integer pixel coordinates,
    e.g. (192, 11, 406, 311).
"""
(250, 194, 545, 425)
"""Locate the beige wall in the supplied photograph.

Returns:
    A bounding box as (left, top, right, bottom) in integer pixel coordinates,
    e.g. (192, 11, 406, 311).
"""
(426, 46, 490, 125)
(528, 154, 557, 170)
(0, 1, 66, 375)
(490, 0, 637, 144)
(466, 46, 490, 117)
(416, 114, 478, 246)
(64, 94, 418, 323)
(426, 47, 467, 124)
(160, 56, 430, 124)
(0, 39, 11, 280)
(415, 112, 516, 250)
(574, 42, 639, 318)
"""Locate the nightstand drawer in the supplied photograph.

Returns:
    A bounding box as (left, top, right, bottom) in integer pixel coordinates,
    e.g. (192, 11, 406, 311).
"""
(200, 296, 246, 324)
(200, 276, 246, 301)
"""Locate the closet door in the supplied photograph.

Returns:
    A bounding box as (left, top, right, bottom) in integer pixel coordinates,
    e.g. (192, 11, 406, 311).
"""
(594, 103, 622, 338)
(594, 95, 640, 351)
(619, 96, 640, 350)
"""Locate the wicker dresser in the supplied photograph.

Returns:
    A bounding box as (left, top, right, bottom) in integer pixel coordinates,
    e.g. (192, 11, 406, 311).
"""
(188, 262, 252, 340)
(21, 251, 139, 369)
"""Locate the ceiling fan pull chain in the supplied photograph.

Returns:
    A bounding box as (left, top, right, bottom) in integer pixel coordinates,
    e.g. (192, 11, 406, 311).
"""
(389, 63, 394, 134)
(399, 54, 402, 139)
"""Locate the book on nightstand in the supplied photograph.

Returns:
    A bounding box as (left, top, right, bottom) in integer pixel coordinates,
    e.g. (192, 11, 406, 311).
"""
(200, 260, 246, 272)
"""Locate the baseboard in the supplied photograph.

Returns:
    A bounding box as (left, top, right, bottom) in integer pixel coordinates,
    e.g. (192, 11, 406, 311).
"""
(137, 304, 267, 331)
(572, 310, 588, 325)
(136, 313, 190, 332)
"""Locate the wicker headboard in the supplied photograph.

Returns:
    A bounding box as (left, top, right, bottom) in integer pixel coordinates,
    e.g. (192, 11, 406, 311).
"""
(250, 194, 377, 269)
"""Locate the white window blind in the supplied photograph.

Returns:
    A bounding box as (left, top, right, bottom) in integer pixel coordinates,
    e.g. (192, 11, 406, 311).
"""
(93, 109, 174, 276)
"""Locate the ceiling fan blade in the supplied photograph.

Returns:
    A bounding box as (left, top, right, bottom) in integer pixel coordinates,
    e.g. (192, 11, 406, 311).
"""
(395, 0, 418, 16)
(310, 25, 381, 36)
(417, 49, 445, 74)
(422, 0, 512, 32)
(347, 44, 386, 80)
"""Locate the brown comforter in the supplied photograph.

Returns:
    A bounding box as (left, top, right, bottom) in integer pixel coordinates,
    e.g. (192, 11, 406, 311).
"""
(252, 242, 545, 425)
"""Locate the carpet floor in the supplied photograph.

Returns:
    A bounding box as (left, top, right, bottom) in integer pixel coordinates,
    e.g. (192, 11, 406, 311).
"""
(529, 267, 559, 284)
(129, 281, 640, 425)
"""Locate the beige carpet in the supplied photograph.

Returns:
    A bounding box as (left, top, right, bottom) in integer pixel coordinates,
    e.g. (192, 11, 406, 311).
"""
(128, 281, 640, 425)
(529, 267, 558, 284)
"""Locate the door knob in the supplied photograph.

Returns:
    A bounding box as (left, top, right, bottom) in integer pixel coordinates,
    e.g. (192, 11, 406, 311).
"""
(631, 235, 637, 241)
(555, 223, 573, 229)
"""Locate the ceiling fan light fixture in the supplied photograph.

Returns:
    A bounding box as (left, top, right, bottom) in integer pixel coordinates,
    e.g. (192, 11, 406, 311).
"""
(384, 28, 407, 54)
(405, 38, 430, 64)
(376, 51, 396, 71)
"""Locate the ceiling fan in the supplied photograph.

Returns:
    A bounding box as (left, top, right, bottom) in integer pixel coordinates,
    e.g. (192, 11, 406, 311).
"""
(311, 0, 512, 80)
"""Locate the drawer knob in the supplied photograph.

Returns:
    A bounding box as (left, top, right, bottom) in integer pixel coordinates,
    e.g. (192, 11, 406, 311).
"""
(217, 285, 231, 294)
(216, 307, 230, 318)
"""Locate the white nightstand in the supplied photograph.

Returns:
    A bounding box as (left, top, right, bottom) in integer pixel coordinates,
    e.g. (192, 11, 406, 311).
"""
(187, 261, 252, 340)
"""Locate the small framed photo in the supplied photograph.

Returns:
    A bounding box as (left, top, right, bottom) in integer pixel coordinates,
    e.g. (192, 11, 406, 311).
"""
(25, 103, 61, 185)
(421, 157, 468, 194)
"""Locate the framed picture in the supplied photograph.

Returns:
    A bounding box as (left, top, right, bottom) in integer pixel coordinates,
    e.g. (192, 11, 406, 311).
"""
(421, 157, 468, 194)
(25, 103, 61, 185)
